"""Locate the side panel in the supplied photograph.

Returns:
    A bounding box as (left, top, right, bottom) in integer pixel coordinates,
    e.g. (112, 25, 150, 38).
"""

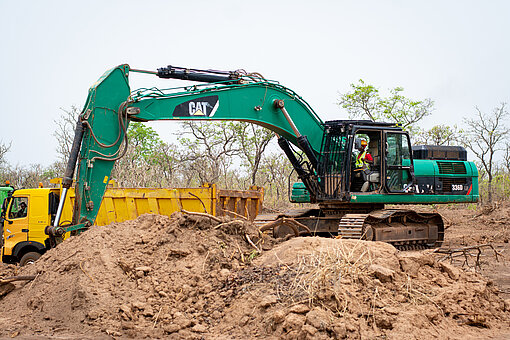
(27, 193, 50, 246)
(66, 185, 263, 225)
(413, 159, 479, 200)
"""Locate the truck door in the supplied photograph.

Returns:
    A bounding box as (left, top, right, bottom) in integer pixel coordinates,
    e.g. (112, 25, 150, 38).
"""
(384, 132, 414, 192)
(3, 196, 29, 252)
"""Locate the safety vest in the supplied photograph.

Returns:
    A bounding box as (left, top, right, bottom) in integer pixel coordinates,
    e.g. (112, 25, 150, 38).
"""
(356, 151, 370, 169)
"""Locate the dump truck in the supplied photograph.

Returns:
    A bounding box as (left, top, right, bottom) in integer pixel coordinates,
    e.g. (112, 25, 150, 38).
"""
(44, 64, 478, 251)
(1, 179, 262, 265)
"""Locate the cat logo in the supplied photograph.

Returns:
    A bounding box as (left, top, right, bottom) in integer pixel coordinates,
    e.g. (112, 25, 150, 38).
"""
(189, 101, 209, 116)
(173, 95, 219, 117)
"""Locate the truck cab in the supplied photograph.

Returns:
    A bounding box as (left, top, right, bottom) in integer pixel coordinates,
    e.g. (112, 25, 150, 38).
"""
(1, 188, 60, 265)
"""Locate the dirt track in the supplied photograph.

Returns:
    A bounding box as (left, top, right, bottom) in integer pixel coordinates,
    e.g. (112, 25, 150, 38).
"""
(0, 206, 509, 339)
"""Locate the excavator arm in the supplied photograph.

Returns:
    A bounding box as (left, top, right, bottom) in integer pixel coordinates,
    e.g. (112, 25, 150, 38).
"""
(46, 64, 325, 239)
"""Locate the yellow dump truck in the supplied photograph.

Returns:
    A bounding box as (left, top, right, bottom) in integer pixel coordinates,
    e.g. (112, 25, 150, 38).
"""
(1, 179, 263, 265)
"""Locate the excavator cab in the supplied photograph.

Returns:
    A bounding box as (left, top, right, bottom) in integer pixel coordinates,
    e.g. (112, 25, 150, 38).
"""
(316, 120, 414, 202)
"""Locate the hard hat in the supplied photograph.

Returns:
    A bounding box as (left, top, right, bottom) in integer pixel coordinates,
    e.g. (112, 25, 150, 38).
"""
(361, 140, 368, 147)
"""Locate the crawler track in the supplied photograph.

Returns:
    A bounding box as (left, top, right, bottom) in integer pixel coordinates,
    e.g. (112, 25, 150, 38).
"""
(338, 209, 444, 248)
(257, 208, 444, 249)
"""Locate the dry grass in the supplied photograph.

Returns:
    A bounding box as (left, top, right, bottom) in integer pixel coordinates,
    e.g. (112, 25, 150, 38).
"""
(284, 241, 376, 312)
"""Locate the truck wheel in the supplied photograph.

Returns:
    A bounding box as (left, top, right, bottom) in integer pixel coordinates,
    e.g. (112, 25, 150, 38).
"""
(19, 252, 41, 266)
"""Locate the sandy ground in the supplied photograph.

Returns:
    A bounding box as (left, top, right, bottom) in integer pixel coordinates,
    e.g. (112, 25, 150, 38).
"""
(0, 205, 509, 339)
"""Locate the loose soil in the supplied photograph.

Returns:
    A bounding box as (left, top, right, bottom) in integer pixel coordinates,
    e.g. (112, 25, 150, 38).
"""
(0, 206, 509, 339)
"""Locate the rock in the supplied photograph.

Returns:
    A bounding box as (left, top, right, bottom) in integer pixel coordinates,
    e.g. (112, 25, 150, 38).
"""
(384, 306, 400, 315)
(283, 313, 306, 331)
(399, 257, 420, 277)
(439, 262, 460, 280)
(135, 266, 152, 273)
(369, 264, 394, 283)
(305, 307, 330, 331)
(119, 304, 133, 320)
(272, 309, 286, 324)
(87, 309, 101, 320)
(375, 315, 393, 329)
(302, 324, 317, 336)
(192, 324, 207, 333)
(142, 307, 154, 317)
(415, 254, 435, 267)
(333, 324, 347, 338)
(289, 304, 310, 314)
(219, 268, 231, 279)
(163, 324, 181, 334)
(174, 316, 193, 329)
(504, 299, 510, 312)
(132, 301, 147, 310)
(259, 294, 278, 308)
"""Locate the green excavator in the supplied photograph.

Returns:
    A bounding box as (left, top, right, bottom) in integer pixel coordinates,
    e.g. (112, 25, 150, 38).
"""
(45, 64, 478, 249)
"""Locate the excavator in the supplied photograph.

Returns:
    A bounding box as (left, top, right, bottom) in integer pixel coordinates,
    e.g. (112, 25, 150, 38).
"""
(45, 64, 478, 249)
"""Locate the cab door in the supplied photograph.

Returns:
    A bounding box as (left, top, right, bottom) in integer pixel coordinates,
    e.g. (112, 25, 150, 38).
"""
(3, 196, 29, 255)
(384, 132, 415, 192)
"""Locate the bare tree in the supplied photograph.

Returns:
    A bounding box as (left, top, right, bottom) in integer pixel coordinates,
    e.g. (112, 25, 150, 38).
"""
(462, 103, 509, 203)
(54, 106, 80, 164)
(0, 140, 11, 165)
(257, 152, 298, 209)
(233, 122, 275, 185)
(414, 125, 462, 146)
(178, 121, 241, 185)
(504, 142, 510, 174)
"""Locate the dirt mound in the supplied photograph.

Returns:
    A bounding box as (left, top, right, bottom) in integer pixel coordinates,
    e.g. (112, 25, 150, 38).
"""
(0, 212, 272, 338)
(216, 238, 510, 339)
(0, 212, 509, 339)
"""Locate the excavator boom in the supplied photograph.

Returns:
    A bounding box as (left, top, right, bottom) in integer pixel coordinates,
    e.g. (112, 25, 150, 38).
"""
(48, 64, 324, 237)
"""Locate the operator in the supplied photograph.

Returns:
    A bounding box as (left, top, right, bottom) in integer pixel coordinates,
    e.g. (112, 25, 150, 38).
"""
(354, 140, 376, 192)
(17, 202, 27, 218)
(355, 140, 373, 170)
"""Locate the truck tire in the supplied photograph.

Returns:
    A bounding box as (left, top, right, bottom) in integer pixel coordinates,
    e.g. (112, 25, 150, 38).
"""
(19, 252, 41, 266)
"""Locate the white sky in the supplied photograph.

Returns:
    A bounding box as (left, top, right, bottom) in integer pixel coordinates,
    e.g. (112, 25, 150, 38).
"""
(1, 0, 509, 166)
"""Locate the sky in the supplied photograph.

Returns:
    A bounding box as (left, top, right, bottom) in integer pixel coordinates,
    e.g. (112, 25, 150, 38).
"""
(1, 0, 509, 166)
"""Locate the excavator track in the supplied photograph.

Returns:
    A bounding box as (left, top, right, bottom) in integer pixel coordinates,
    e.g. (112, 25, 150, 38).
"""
(338, 209, 444, 249)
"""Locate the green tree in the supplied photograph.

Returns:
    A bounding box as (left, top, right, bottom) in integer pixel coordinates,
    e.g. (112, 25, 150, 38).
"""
(113, 122, 177, 187)
(126, 122, 165, 166)
(338, 80, 434, 135)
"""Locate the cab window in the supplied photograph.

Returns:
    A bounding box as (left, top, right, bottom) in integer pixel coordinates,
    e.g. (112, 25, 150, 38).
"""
(8, 197, 28, 219)
(386, 133, 413, 192)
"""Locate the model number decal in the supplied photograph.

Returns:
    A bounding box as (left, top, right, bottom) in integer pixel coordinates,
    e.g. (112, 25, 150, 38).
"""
(452, 184, 463, 191)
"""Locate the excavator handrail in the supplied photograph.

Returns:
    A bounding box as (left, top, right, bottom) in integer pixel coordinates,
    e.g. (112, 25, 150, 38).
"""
(129, 79, 323, 126)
